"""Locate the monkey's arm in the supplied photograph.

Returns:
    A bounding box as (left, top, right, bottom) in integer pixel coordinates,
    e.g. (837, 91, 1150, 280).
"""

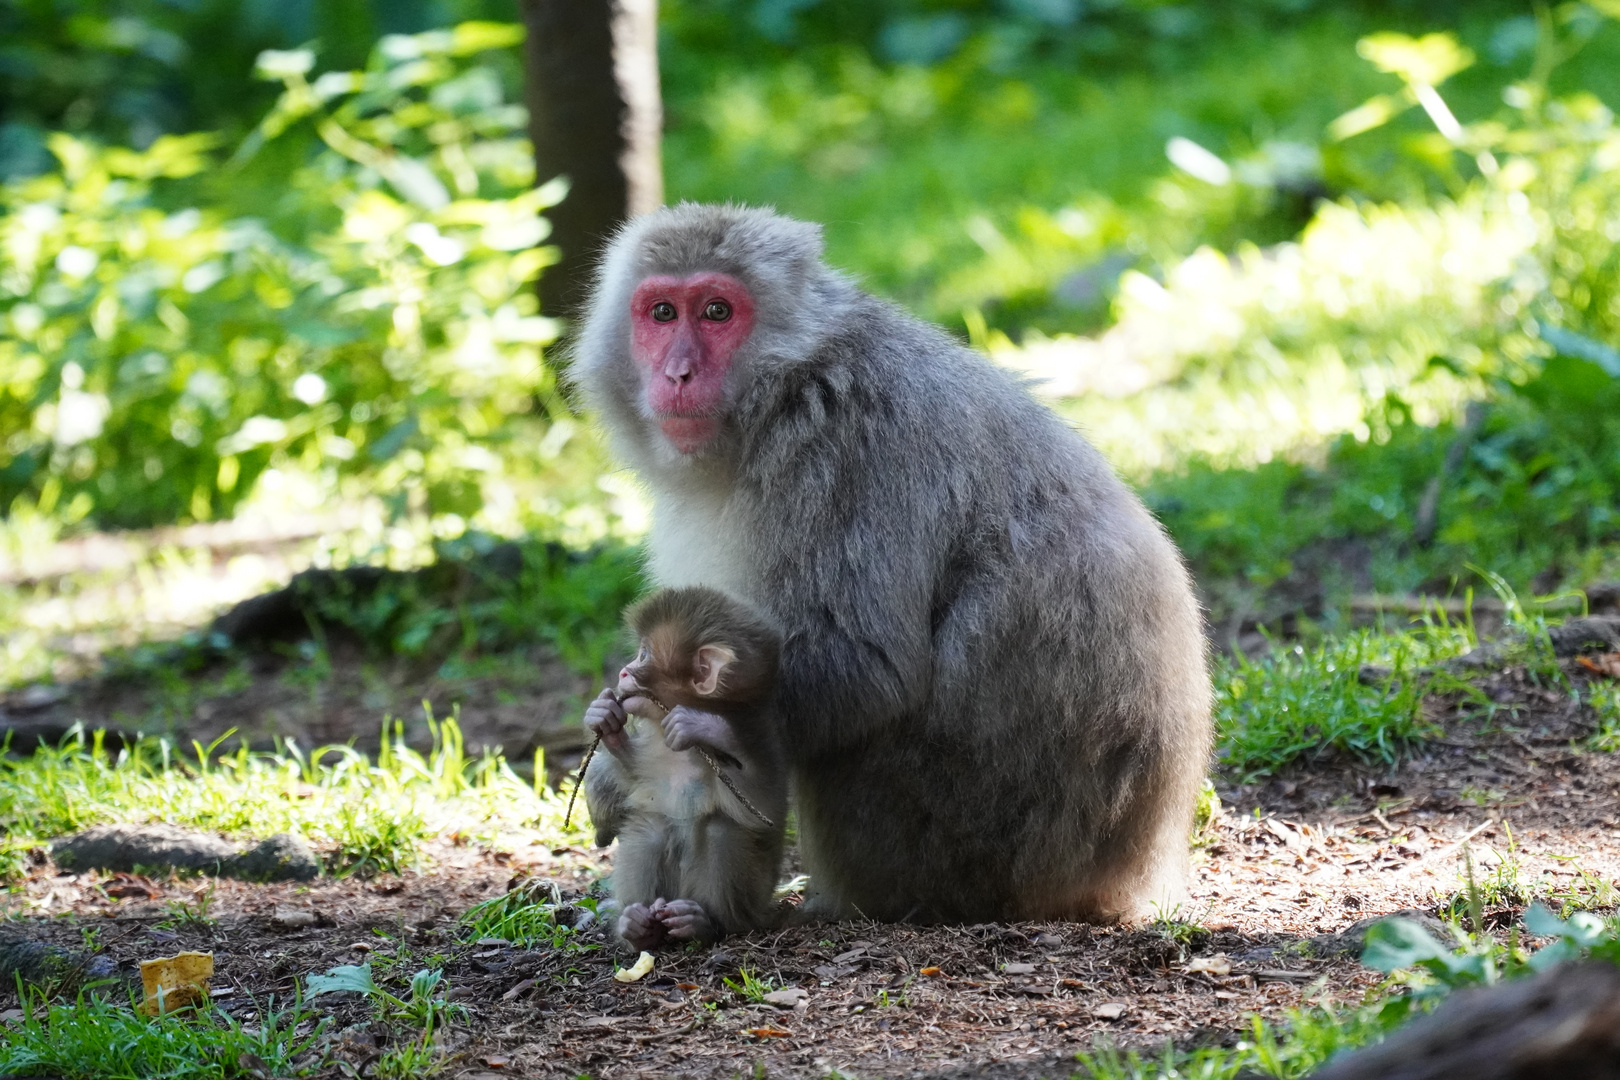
(659, 706, 748, 764)
(757, 467, 942, 756)
(581, 749, 633, 848)
(581, 688, 637, 846)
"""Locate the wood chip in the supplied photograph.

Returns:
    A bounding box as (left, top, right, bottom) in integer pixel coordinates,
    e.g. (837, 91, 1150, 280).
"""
(500, 979, 537, 1002)
(763, 987, 808, 1008)
(270, 906, 317, 929)
(1093, 1002, 1128, 1020)
(1186, 955, 1232, 975)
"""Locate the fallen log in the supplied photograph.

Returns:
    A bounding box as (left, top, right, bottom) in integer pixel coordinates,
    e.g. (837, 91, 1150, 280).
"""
(1308, 960, 1620, 1080)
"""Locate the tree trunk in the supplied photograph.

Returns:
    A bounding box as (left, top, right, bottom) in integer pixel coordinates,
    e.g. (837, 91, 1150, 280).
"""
(518, 0, 662, 321)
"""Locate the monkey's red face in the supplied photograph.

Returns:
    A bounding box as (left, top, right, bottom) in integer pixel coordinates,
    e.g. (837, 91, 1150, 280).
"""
(629, 273, 756, 453)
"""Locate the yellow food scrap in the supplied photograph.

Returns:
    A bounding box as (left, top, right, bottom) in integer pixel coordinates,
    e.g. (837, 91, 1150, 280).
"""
(140, 951, 215, 1016)
(612, 950, 655, 983)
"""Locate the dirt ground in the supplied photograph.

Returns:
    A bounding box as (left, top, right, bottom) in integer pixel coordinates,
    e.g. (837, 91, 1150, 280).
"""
(3, 658, 1619, 1080)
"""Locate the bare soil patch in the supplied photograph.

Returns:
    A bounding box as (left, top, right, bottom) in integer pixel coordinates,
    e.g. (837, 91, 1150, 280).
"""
(3, 660, 1619, 1079)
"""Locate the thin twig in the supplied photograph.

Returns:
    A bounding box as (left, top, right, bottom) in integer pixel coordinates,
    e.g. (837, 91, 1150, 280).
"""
(562, 735, 600, 831)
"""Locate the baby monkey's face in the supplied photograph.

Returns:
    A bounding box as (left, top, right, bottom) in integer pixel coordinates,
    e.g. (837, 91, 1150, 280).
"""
(618, 630, 743, 715)
(616, 640, 682, 715)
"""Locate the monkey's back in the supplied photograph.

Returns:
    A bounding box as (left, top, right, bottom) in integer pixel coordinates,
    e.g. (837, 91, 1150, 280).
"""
(730, 293, 1213, 923)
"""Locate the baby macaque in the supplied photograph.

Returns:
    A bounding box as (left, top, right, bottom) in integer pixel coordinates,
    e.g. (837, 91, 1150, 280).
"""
(581, 586, 786, 949)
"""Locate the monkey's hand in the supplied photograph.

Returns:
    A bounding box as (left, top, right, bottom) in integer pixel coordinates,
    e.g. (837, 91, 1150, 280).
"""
(584, 689, 631, 757)
(653, 898, 719, 943)
(618, 901, 668, 951)
(660, 706, 744, 761)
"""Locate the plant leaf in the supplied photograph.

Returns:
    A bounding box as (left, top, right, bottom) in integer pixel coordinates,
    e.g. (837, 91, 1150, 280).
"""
(306, 963, 379, 998)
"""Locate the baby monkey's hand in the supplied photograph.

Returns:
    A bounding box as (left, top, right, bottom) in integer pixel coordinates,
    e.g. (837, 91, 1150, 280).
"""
(583, 689, 630, 757)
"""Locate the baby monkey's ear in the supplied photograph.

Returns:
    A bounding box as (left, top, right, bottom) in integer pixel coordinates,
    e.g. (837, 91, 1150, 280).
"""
(690, 644, 738, 697)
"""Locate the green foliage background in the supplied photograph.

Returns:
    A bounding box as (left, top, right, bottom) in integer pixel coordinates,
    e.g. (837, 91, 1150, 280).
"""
(1, 0, 1619, 676)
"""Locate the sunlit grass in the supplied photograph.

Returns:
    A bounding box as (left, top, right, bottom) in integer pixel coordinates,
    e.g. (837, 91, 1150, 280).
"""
(0, 713, 591, 880)
(0, 992, 329, 1080)
(1215, 622, 1478, 783)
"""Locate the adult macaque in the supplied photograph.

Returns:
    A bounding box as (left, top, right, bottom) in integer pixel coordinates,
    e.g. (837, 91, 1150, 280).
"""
(582, 586, 786, 949)
(575, 204, 1212, 924)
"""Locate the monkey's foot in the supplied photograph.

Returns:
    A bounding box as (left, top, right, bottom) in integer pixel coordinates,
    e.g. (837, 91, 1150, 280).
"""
(617, 903, 669, 951)
(654, 898, 719, 943)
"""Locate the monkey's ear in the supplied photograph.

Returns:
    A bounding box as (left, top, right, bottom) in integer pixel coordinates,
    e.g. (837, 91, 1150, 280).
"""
(691, 645, 737, 697)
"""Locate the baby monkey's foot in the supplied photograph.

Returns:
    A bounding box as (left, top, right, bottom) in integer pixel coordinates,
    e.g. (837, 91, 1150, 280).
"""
(618, 902, 669, 951)
(653, 898, 719, 943)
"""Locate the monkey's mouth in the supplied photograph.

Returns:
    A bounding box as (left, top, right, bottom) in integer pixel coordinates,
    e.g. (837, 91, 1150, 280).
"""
(657, 415, 720, 453)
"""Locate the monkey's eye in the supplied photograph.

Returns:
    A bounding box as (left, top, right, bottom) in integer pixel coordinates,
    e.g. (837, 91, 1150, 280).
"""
(702, 299, 732, 322)
(650, 302, 677, 323)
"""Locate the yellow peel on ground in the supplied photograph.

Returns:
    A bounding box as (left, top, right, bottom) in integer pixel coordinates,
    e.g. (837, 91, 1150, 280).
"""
(140, 951, 214, 1016)
(613, 951, 655, 983)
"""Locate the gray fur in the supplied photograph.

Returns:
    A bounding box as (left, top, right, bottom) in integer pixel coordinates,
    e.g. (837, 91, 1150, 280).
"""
(584, 587, 788, 940)
(575, 202, 1212, 924)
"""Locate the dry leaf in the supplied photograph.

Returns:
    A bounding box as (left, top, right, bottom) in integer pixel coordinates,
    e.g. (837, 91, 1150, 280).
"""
(614, 951, 655, 983)
(140, 951, 214, 1016)
(1001, 962, 1036, 975)
(481, 1054, 511, 1068)
(919, 966, 943, 977)
(1093, 1001, 1127, 1020)
(744, 1025, 793, 1038)
(1578, 653, 1620, 679)
(103, 874, 160, 900)
(1186, 954, 1232, 975)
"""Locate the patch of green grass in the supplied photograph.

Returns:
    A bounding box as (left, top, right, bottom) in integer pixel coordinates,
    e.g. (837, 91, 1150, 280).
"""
(1214, 624, 1476, 782)
(1076, 1000, 1399, 1080)
(459, 880, 602, 951)
(723, 967, 780, 1004)
(0, 992, 329, 1080)
(0, 713, 590, 882)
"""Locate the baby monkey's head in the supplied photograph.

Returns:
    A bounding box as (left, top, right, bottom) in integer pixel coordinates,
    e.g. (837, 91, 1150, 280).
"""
(618, 587, 781, 714)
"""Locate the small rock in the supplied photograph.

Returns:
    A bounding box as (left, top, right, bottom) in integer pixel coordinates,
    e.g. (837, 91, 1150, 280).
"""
(226, 833, 320, 882)
(1032, 933, 1064, 948)
(1093, 1002, 1128, 1020)
(51, 824, 319, 882)
(1549, 616, 1620, 656)
(1001, 962, 1036, 975)
(271, 906, 319, 929)
(763, 988, 809, 1008)
(52, 824, 236, 874)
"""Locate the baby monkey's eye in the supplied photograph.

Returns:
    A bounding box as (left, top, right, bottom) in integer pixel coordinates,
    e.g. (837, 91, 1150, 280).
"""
(702, 299, 732, 322)
(650, 302, 677, 323)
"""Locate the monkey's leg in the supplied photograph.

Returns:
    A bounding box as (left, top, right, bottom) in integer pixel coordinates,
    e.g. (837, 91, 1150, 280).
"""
(612, 818, 678, 950)
(667, 813, 784, 942)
